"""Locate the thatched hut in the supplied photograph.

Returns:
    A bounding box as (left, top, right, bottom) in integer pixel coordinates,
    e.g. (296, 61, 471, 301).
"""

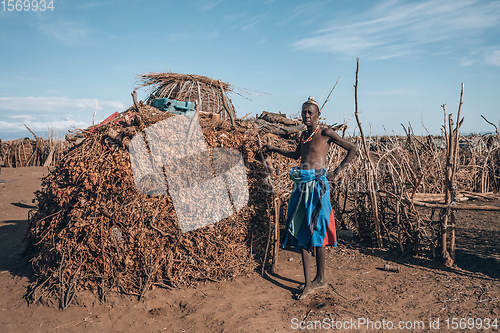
(137, 72, 237, 125)
(25, 73, 302, 309)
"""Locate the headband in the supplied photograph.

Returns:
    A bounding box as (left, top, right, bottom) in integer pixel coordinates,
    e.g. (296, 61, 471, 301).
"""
(303, 96, 320, 111)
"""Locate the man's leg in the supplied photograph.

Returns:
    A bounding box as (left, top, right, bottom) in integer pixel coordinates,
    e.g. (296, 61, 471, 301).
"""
(298, 248, 313, 299)
(312, 246, 326, 289)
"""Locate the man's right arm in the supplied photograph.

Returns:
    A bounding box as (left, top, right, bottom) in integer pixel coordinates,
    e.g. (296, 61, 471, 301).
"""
(263, 144, 301, 160)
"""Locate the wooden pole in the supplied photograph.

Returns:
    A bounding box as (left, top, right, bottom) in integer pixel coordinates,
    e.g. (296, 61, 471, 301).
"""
(271, 196, 281, 273)
(353, 58, 383, 248)
(441, 114, 453, 263)
(441, 83, 464, 266)
(449, 83, 463, 261)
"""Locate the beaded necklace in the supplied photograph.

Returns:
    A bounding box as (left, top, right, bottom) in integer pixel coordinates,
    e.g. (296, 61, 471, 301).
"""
(301, 124, 320, 144)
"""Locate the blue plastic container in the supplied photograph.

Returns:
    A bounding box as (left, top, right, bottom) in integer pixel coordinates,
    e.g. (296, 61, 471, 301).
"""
(152, 98, 196, 117)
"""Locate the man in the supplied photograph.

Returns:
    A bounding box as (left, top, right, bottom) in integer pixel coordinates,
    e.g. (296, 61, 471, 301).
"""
(263, 96, 358, 299)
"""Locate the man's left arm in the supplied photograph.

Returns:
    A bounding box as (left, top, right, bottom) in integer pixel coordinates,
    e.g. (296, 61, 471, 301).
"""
(324, 128, 359, 180)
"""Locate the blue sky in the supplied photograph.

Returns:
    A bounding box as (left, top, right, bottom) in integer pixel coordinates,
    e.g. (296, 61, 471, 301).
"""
(1, 0, 499, 140)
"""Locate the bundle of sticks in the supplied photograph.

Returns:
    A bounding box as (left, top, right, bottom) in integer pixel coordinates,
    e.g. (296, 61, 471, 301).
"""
(0, 134, 66, 168)
(25, 98, 303, 309)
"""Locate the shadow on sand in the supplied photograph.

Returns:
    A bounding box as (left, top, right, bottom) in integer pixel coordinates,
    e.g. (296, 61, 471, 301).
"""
(0, 219, 34, 281)
(350, 233, 500, 281)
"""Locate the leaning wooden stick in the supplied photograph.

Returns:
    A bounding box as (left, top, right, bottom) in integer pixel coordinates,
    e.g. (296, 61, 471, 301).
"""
(257, 134, 278, 275)
(319, 76, 340, 113)
(271, 196, 281, 274)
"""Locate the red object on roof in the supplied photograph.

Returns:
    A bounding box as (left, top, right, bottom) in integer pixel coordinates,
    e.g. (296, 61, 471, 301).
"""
(89, 112, 120, 133)
(102, 111, 121, 124)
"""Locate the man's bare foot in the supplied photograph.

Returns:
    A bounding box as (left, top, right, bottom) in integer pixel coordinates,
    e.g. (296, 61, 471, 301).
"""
(298, 284, 314, 300)
(311, 278, 326, 290)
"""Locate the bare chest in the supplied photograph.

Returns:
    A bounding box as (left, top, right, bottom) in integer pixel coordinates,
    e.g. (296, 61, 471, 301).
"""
(301, 134, 329, 156)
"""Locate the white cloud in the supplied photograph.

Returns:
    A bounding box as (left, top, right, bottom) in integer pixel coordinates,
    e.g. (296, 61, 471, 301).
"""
(0, 120, 88, 133)
(242, 19, 260, 32)
(200, 0, 224, 11)
(460, 58, 477, 66)
(39, 19, 91, 45)
(485, 50, 500, 66)
(277, 2, 327, 26)
(0, 96, 126, 136)
(293, 0, 500, 60)
(226, 12, 268, 32)
(10, 115, 33, 121)
(0, 96, 125, 114)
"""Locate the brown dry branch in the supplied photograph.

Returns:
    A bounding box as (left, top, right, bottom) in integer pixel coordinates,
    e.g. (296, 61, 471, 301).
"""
(0, 135, 67, 168)
(25, 101, 302, 308)
(327, 83, 499, 255)
(22, 72, 500, 309)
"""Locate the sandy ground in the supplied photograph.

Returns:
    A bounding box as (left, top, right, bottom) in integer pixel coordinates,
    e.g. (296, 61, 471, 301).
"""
(0, 167, 499, 332)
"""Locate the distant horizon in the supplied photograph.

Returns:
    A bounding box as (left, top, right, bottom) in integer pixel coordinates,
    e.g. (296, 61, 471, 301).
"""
(1, 1, 499, 140)
(1, 106, 497, 142)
